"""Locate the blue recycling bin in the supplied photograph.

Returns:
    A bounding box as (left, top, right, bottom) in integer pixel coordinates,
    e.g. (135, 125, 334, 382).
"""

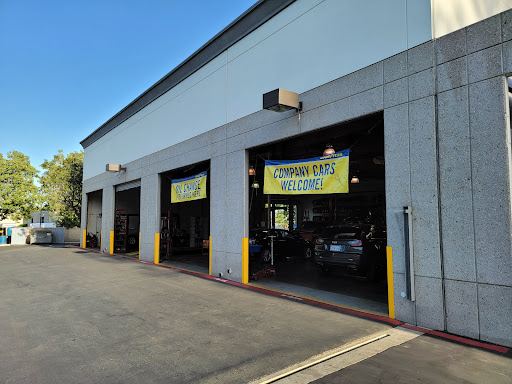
(0, 236, 7, 245)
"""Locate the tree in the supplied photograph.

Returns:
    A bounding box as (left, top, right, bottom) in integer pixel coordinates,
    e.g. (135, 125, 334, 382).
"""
(39, 150, 84, 228)
(0, 151, 39, 220)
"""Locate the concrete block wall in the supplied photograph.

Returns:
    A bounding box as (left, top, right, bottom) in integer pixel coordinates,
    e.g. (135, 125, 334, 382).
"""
(80, 8, 512, 347)
(434, 10, 512, 347)
(382, 41, 445, 332)
(379, 10, 512, 346)
(64, 227, 82, 243)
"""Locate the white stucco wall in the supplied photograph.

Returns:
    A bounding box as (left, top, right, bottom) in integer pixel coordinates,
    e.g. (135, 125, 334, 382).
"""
(432, 0, 512, 37)
(84, 0, 433, 180)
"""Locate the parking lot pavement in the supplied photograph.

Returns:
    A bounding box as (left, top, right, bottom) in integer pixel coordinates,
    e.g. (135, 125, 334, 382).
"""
(311, 334, 512, 384)
(0, 246, 391, 384)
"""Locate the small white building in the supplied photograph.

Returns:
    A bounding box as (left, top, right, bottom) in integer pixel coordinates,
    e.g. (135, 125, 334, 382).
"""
(29, 211, 58, 228)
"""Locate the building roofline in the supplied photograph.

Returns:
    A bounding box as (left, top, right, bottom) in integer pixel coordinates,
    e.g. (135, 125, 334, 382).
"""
(80, 0, 296, 149)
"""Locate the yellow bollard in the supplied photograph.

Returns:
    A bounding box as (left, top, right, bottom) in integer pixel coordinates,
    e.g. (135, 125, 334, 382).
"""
(154, 233, 160, 264)
(386, 246, 395, 319)
(209, 236, 212, 276)
(242, 238, 249, 284)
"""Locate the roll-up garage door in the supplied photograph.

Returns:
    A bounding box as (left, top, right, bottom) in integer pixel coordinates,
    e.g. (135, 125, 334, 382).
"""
(115, 179, 141, 192)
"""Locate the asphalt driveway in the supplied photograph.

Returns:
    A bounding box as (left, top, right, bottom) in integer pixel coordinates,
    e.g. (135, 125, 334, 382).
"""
(0, 245, 390, 384)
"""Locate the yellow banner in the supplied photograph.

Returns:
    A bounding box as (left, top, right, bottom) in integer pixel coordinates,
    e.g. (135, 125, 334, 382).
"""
(263, 150, 349, 195)
(171, 172, 207, 203)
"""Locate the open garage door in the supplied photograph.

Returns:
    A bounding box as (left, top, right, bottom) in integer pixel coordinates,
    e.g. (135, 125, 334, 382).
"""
(86, 190, 102, 249)
(114, 181, 141, 258)
(248, 113, 388, 314)
(160, 161, 210, 274)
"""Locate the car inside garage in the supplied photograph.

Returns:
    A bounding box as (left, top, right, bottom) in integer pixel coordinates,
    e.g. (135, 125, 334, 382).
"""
(247, 113, 388, 314)
(160, 161, 210, 273)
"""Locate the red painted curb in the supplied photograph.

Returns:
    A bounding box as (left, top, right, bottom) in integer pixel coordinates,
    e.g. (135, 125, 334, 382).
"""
(67, 246, 511, 353)
(400, 324, 510, 354)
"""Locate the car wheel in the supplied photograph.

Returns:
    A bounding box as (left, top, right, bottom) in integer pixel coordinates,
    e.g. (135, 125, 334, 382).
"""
(128, 235, 137, 246)
(261, 248, 271, 263)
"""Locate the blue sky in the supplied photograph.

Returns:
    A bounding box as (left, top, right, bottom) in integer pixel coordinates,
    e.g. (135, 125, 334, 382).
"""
(0, 0, 255, 171)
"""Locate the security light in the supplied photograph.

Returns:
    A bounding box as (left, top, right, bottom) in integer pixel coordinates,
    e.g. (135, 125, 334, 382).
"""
(106, 163, 125, 172)
(263, 88, 302, 112)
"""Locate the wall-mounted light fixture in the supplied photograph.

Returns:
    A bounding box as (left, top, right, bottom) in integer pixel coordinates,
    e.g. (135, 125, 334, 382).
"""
(323, 144, 335, 156)
(251, 180, 260, 189)
(249, 165, 256, 176)
(351, 175, 360, 184)
(263, 88, 302, 112)
(106, 163, 126, 172)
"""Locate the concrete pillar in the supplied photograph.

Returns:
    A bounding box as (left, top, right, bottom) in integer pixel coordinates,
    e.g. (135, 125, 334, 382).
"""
(101, 186, 115, 254)
(384, 104, 416, 325)
(409, 96, 444, 331)
(210, 150, 249, 282)
(469, 77, 512, 347)
(437, 85, 479, 340)
(139, 173, 161, 262)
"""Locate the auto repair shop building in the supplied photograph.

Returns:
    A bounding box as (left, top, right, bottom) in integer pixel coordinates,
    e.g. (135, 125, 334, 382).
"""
(80, 0, 512, 347)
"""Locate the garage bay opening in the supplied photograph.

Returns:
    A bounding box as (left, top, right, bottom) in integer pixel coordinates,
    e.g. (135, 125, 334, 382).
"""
(248, 113, 388, 314)
(160, 161, 210, 274)
(114, 181, 141, 258)
(86, 190, 102, 250)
